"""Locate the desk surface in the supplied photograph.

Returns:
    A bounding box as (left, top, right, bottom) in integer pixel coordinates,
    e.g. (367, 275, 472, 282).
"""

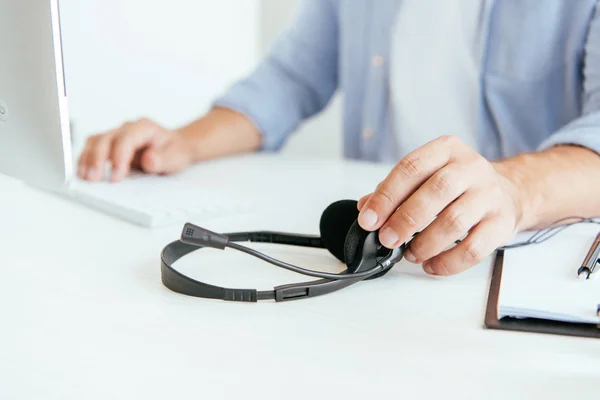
(0, 154, 598, 400)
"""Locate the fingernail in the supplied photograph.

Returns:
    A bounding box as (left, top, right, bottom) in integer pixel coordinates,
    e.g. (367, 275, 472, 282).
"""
(423, 263, 434, 275)
(404, 248, 417, 263)
(379, 227, 399, 248)
(358, 209, 378, 229)
(111, 168, 124, 182)
(86, 167, 97, 180)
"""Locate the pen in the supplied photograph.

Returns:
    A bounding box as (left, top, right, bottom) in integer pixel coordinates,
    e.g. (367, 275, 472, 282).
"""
(577, 232, 600, 280)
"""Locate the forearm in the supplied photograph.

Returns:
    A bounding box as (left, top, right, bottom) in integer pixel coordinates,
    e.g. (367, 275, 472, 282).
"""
(178, 107, 262, 163)
(494, 145, 600, 231)
(210, 0, 339, 152)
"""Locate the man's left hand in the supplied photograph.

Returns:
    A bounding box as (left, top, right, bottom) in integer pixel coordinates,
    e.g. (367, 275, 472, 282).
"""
(357, 135, 525, 276)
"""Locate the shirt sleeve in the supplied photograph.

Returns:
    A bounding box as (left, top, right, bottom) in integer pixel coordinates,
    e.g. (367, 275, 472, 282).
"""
(212, 0, 339, 151)
(538, 4, 600, 155)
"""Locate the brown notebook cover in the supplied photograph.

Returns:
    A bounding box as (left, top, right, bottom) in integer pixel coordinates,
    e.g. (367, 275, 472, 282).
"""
(484, 250, 600, 339)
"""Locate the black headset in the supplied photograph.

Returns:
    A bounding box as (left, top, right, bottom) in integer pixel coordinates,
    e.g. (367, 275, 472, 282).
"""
(160, 200, 405, 302)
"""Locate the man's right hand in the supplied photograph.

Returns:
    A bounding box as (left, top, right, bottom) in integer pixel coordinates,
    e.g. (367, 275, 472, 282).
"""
(77, 118, 193, 182)
(76, 108, 262, 183)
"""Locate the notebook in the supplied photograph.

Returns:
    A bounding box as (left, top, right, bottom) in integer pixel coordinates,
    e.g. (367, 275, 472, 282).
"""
(484, 223, 600, 339)
(496, 223, 600, 325)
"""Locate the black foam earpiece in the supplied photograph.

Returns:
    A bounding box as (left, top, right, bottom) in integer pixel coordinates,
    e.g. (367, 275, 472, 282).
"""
(344, 221, 393, 280)
(319, 199, 360, 263)
(320, 199, 394, 280)
(343, 220, 372, 271)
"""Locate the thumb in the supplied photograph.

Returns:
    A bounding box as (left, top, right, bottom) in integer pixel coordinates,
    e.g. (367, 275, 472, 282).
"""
(140, 141, 192, 174)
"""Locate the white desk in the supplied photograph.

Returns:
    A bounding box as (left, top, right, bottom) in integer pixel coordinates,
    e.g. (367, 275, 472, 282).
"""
(0, 155, 598, 399)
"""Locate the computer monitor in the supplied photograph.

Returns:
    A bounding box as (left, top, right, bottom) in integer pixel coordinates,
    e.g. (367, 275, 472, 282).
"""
(0, 0, 72, 190)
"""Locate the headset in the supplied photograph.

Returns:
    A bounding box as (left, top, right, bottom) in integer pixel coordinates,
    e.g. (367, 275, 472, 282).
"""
(160, 198, 600, 303)
(160, 200, 404, 302)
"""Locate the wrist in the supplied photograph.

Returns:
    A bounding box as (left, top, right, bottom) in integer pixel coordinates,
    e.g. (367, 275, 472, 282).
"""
(492, 154, 543, 231)
(176, 124, 209, 164)
(494, 145, 600, 231)
(176, 107, 261, 164)
(176, 109, 223, 163)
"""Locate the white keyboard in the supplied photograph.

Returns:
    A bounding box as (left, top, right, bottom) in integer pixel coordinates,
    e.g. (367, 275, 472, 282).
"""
(66, 175, 250, 228)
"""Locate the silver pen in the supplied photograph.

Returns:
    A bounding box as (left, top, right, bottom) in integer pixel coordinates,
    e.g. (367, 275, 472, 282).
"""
(577, 232, 600, 280)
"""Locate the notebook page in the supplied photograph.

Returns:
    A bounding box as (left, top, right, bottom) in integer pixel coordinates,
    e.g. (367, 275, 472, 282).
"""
(498, 224, 600, 324)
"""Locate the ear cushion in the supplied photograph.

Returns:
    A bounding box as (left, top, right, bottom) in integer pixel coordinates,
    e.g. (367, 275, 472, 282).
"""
(344, 220, 395, 280)
(319, 200, 360, 263)
(343, 220, 371, 273)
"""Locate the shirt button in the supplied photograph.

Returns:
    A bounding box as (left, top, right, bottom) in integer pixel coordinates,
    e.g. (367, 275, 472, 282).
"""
(362, 128, 375, 140)
(372, 56, 384, 67)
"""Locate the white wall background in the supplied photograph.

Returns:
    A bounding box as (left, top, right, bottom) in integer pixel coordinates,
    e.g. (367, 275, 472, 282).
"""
(59, 0, 341, 158)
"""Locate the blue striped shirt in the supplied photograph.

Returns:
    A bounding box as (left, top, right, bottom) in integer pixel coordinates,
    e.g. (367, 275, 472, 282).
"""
(214, 0, 600, 163)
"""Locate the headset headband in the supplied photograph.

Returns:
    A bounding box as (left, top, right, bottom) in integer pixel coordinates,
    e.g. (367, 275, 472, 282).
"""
(161, 230, 397, 302)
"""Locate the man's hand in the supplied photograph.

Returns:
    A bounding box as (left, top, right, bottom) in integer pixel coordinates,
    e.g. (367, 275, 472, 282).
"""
(357, 135, 525, 276)
(78, 119, 193, 182)
(77, 107, 262, 182)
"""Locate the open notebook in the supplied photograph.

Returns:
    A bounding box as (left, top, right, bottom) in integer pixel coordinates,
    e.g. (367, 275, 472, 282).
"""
(497, 224, 600, 325)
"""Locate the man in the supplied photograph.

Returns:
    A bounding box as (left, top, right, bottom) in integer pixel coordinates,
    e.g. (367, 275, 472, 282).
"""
(77, 1, 600, 276)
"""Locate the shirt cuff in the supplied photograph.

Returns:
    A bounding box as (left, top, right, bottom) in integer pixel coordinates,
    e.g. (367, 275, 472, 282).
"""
(538, 114, 600, 156)
(212, 84, 293, 152)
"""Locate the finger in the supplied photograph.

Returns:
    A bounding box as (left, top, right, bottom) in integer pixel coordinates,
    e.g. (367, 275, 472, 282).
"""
(111, 134, 161, 182)
(139, 140, 191, 175)
(109, 119, 168, 181)
(82, 133, 115, 181)
(422, 215, 513, 276)
(358, 135, 467, 231)
(77, 142, 92, 179)
(357, 193, 373, 210)
(78, 135, 99, 178)
(404, 189, 490, 263)
(377, 163, 474, 248)
(78, 130, 118, 179)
